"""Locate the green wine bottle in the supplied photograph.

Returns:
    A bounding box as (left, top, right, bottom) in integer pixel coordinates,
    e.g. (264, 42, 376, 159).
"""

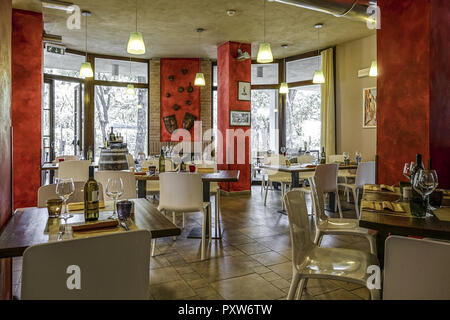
(320, 146, 326, 164)
(411, 153, 424, 200)
(159, 149, 166, 173)
(84, 166, 99, 221)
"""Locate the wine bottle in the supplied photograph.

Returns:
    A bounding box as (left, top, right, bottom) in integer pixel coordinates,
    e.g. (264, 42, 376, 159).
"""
(87, 146, 93, 162)
(84, 166, 99, 221)
(411, 154, 424, 200)
(320, 146, 326, 164)
(159, 149, 166, 173)
(109, 127, 115, 142)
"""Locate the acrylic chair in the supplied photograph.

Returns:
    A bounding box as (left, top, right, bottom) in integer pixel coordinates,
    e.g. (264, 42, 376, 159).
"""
(263, 154, 292, 210)
(37, 181, 104, 207)
(383, 236, 450, 300)
(309, 176, 376, 254)
(21, 230, 151, 300)
(53, 155, 80, 164)
(156, 172, 211, 260)
(94, 171, 137, 200)
(57, 160, 91, 182)
(338, 161, 375, 218)
(142, 158, 173, 198)
(126, 154, 135, 169)
(283, 190, 380, 300)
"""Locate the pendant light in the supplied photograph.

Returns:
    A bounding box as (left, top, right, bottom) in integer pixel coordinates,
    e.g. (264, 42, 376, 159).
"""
(127, 0, 146, 55)
(369, 60, 378, 77)
(194, 28, 206, 87)
(279, 58, 288, 94)
(257, 0, 273, 63)
(80, 10, 93, 78)
(312, 23, 325, 84)
(126, 57, 135, 95)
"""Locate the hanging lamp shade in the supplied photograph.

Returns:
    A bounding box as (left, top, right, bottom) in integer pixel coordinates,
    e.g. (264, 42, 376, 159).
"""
(194, 72, 206, 86)
(127, 31, 146, 55)
(126, 84, 136, 95)
(279, 82, 289, 94)
(312, 70, 325, 84)
(369, 60, 378, 77)
(257, 43, 273, 63)
(80, 62, 93, 78)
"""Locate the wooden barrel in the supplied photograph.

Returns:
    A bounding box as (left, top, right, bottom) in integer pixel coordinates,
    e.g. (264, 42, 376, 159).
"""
(98, 148, 129, 171)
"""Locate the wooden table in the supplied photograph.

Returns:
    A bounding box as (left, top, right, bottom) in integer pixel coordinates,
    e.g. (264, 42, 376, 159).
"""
(0, 198, 180, 259)
(136, 170, 240, 239)
(359, 186, 450, 265)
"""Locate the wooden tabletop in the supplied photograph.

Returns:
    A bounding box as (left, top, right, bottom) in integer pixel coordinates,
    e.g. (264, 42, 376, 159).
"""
(135, 170, 240, 182)
(260, 163, 358, 173)
(359, 186, 450, 240)
(41, 162, 98, 170)
(0, 198, 180, 258)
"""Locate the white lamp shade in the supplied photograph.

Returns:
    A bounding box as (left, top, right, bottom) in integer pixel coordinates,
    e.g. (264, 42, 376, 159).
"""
(257, 43, 273, 63)
(312, 70, 325, 84)
(369, 60, 378, 77)
(194, 73, 206, 86)
(127, 32, 146, 55)
(80, 62, 93, 78)
(279, 82, 289, 94)
(126, 84, 135, 95)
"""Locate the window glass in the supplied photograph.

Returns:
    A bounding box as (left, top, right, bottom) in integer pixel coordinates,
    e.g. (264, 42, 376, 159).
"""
(213, 65, 218, 87)
(251, 63, 278, 85)
(251, 90, 279, 155)
(286, 56, 321, 83)
(44, 50, 85, 78)
(95, 58, 148, 83)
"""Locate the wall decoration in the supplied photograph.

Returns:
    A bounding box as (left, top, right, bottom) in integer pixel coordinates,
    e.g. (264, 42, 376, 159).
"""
(173, 104, 180, 111)
(168, 75, 174, 81)
(186, 100, 191, 106)
(229, 110, 251, 126)
(187, 83, 194, 92)
(182, 68, 188, 75)
(183, 112, 197, 130)
(363, 87, 377, 128)
(237, 81, 251, 101)
(178, 86, 184, 93)
(166, 93, 171, 98)
(163, 115, 178, 133)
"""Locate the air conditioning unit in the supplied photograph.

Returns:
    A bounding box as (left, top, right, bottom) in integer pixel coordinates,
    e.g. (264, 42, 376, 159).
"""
(358, 67, 370, 78)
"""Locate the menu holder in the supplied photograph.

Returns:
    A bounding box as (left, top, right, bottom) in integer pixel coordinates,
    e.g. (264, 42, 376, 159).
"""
(71, 220, 118, 232)
(361, 200, 407, 214)
(68, 201, 106, 212)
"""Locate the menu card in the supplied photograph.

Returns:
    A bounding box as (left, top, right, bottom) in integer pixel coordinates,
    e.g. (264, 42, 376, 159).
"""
(361, 200, 406, 213)
(364, 184, 396, 192)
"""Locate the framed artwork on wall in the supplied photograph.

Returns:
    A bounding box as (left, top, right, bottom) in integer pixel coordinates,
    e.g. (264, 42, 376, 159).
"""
(230, 110, 251, 127)
(237, 81, 251, 101)
(362, 87, 377, 128)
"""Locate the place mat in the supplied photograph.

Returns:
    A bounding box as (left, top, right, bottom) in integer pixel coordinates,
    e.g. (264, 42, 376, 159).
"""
(364, 184, 400, 194)
(361, 200, 412, 217)
(68, 201, 105, 212)
(433, 207, 450, 222)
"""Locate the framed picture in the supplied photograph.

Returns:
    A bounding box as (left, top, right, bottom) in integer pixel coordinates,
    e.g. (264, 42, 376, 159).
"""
(230, 110, 251, 127)
(237, 81, 251, 101)
(362, 87, 377, 128)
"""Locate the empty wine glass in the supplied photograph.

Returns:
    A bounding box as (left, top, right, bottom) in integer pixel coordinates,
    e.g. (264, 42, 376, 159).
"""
(413, 169, 438, 212)
(355, 151, 362, 163)
(106, 177, 124, 219)
(56, 178, 74, 232)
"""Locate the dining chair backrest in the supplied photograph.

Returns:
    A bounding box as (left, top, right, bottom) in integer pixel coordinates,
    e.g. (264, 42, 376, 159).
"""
(309, 176, 330, 226)
(297, 154, 315, 164)
(126, 154, 135, 168)
(94, 171, 137, 200)
(21, 230, 151, 300)
(158, 172, 203, 212)
(283, 190, 315, 266)
(328, 154, 345, 163)
(314, 163, 339, 193)
(57, 160, 91, 182)
(383, 236, 450, 300)
(265, 154, 286, 166)
(354, 161, 376, 188)
(37, 182, 105, 207)
(142, 158, 173, 171)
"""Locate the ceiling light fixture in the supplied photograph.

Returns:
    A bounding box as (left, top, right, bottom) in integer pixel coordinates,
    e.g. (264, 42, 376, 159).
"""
(79, 10, 93, 78)
(312, 23, 325, 84)
(41, 0, 74, 12)
(126, 58, 136, 95)
(257, 0, 273, 63)
(127, 0, 146, 55)
(226, 9, 237, 16)
(369, 60, 378, 77)
(279, 58, 288, 94)
(194, 28, 206, 87)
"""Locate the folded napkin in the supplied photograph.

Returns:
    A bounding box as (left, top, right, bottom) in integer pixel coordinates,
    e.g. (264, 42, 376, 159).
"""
(134, 171, 147, 176)
(71, 220, 118, 232)
(305, 165, 317, 168)
(364, 184, 396, 192)
(361, 200, 406, 213)
(197, 167, 215, 173)
(68, 201, 105, 212)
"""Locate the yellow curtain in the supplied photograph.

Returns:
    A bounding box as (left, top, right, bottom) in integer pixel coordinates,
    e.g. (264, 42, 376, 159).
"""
(320, 47, 335, 156)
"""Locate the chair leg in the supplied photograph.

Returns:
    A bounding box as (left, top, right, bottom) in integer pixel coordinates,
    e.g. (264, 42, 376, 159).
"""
(353, 188, 360, 218)
(294, 278, 308, 300)
(310, 193, 315, 216)
(336, 191, 343, 218)
(313, 230, 323, 245)
(281, 183, 286, 210)
(182, 213, 185, 229)
(261, 174, 265, 194)
(264, 180, 270, 206)
(287, 272, 301, 300)
(345, 177, 350, 202)
(201, 209, 207, 260)
(172, 212, 177, 241)
(369, 288, 381, 300)
(216, 192, 222, 238)
(151, 239, 156, 257)
(209, 206, 212, 243)
(367, 235, 377, 255)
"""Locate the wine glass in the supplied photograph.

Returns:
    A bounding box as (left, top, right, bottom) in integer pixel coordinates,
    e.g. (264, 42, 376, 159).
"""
(412, 169, 438, 212)
(106, 177, 124, 219)
(355, 151, 362, 163)
(280, 147, 286, 157)
(403, 162, 415, 182)
(56, 178, 74, 233)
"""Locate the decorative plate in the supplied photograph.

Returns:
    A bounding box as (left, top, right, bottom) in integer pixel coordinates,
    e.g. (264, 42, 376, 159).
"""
(185, 100, 191, 106)
(181, 69, 188, 75)
(178, 86, 184, 93)
(182, 112, 197, 131)
(163, 115, 178, 134)
(166, 93, 171, 98)
(168, 75, 175, 81)
(187, 83, 194, 93)
(173, 104, 180, 111)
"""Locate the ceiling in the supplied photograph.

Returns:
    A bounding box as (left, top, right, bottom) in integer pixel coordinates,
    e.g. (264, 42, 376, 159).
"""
(13, 0, 375, 60)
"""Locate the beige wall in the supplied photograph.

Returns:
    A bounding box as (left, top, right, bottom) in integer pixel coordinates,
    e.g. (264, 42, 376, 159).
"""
(336, 34, 377, 161)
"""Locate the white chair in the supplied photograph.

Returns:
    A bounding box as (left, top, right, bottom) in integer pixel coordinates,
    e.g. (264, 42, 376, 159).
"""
(338, 161, 375, 218)
(156, 172, 211, 260)
(126, 153, 135, 169)
(94, 171, 137, 200)
(383, 236, 450, 300)
(57, 160, 91, 182)
(142, 158, 173, 197)
(52, 155, 80, 164)
(37, 181, 104, 207)
(283, 190, 380, 300)
(263, 155, 292, 210)
(309, 176, 376, 254)
(21, 230, 151, 300)
(294, 163, 343, 218)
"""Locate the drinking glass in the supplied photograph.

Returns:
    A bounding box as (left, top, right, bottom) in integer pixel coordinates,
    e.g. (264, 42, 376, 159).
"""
(412, 169, 438, 212)
(106, 177, 124, 219)
(403, 162, 416, 182)
(56, 178, 74, 231)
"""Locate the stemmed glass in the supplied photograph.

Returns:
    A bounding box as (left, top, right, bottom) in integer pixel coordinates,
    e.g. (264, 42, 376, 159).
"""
(56, 178, 75, 233)
(403, 162, 415, 182)
(355, 151, 362, 163)
(106, 177, 124, 219)
(412, 169, 438, 213)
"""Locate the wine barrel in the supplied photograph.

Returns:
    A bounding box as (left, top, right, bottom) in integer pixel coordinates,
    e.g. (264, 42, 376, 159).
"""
(98, 148, 129, 171)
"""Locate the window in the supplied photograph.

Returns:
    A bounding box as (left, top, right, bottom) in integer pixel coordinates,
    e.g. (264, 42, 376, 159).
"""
(44, 50, 85, 78)
(285, 85, 321, 152)
(212, 64, 218, 151)
(94, 86, 148, 158)
(251, 63, 278, 85)
(286, 56, 321, 83)
(251, 90, 279, 154)
(95, 58, 148, 83)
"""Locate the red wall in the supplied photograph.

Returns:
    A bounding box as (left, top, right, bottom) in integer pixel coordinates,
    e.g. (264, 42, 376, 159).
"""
(160, 58, 200, 142)
(217, 42, 251, 192)
(11, 9, 43, 209)
(377, 0, 450, 188)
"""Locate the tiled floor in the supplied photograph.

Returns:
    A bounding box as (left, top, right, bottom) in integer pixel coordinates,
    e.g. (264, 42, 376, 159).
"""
(12, 186, 372, 300)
